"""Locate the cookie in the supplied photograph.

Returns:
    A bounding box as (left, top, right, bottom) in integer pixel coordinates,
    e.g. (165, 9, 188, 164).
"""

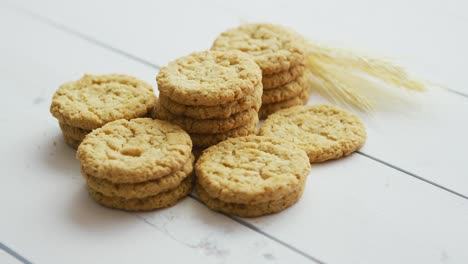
(259, 105, 367, 162)
(59, 122, 91, 142)
(259, 86, 311, 119)
(152, 102, 258, 134)
(157, 50, 261, 106)
(262, 73, 311, 104)
(158, 83, 262, 119)
(77, 118, 192, 183)
(84, 155, 194, 199)
(262, 65, 306, 89)
(196, 182, 304, 218)
(195, 135, 310, 204)
(190, 115, 258, 148)
(50, 74, 157, 130)
(88, 175, 194, 211)
(212, 23, 307, 74)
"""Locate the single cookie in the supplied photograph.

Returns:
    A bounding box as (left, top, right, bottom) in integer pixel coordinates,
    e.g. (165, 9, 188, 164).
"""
(196, 182, 304, 218)
(77, 118, 192, 183)
(84, 155, 194, 199)
(190, 115, 259, 148)
(195, 135, 310, 204)
(88, 175, 194, 211)
(152, 102, 258, 134)
(59, 122, 91, 142)
(259, 105, 367, 162)
(262, 65, 306, 89)
(212, 23, 307, 74)
(159, 83, 262, 119)
(259, 86, 311, 119)
(262, 73, 311, 104)
(50, 74, 157, 130)
(63, 133, 81, 149)
(157, 50, 261, 106)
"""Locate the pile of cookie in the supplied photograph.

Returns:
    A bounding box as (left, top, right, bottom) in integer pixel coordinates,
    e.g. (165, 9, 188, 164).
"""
(49, 23, 367, 217)
(50, 74, 157, 148)
(212, 23, 311, 119)
(77, 118, 194, 211)
(153, 50, 262, 149)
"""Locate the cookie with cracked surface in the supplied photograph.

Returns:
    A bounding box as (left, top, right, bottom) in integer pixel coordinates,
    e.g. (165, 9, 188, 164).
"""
(84, 155, 194, 199)
(196, 182, 304, 218)
(88, 175, 194, 211)
(259, 105, 367, 162)
(77, 118, 192, 183)
(157, 50, 261, 106)
(262, 73, 311, 104)
(158, 83, 262, 119)
(212, 23, 307, 75)
(259, 86, 311, 119)
(50, 74, 157, 130)
(262, 65, 306, 89)
(152, 102, 258, 134)
(59, 122, 91, 142)
(190, 115, 259, 148)
(195, 135, 310, 204)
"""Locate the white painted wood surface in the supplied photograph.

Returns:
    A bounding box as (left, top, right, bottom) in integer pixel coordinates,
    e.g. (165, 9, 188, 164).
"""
(1, 1, 467, 263)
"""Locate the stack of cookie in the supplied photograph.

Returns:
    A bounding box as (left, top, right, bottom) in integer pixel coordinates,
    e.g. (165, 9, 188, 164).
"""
(77, 118, 194, 211)
(195, 135, 311, 217)
(153, 50, 262, 149)
(50, 74, 157, 148)
(212, 23, 311, 119)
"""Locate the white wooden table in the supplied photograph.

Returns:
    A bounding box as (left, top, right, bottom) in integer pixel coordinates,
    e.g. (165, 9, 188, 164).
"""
(1, 1, 467, 263)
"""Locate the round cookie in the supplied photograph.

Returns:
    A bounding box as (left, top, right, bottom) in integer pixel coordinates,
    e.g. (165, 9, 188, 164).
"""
(262, 65, 306, 89)
(157, 50, 261, 106)
(259, 86, 311, 119)
(152, 102, 258, 134)
(195, 135, 310, 204)
(190, 115, 258, 148)
(88, 175, 194, 211)
(196, 182, 304, 218)
(262, 73, 311, 104)
(59, 122, 91, 142)
(77, 118, 192, 183)
(84, 155, 194, 199)
(50, 74, 157, 130)
(212, 23, 307, 74)
(159, 83, 263, 119)
(259, 105, 367, 162)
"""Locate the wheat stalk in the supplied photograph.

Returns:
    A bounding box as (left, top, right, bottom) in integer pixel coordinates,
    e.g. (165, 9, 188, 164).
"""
(305, 41, 425, 111)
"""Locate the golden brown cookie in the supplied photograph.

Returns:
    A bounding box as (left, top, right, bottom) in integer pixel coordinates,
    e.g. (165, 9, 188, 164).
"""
(190, 115, 259, 148)
(77, 118, 192, 183)
(196, 182, 304, 218)
(259, 105, 367, 162)
(59, 122, 91, 142)
(152, 102, 258, 134)
(84, 155, 194, 199)
(262, 73, 311, 104)
(195, 135, 310, 204)
(157, 50, 261, 106)
(158, 83, 262, 119)
(88, 175, 194, 211)
(212, 23, 307, 74)
(262, 65, 306, 89)
(259, 86, 311, 119)
(50, 74, 157, 130)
